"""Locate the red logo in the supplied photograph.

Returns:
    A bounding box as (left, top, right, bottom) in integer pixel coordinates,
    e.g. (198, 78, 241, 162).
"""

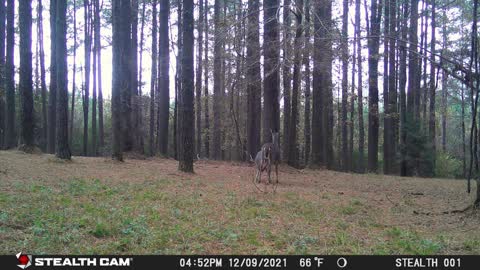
(16, 252, 32, 269)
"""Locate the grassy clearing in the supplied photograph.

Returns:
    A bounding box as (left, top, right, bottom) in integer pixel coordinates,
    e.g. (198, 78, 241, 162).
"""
(0, 151, 478, 254)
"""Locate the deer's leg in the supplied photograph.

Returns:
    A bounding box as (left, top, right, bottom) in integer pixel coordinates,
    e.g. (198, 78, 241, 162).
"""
(267, 162, 272, 184)
(275, 163, 279, 184)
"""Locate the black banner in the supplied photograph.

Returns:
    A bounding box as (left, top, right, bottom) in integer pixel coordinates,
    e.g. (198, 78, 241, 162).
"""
(3, 254, 479, 270)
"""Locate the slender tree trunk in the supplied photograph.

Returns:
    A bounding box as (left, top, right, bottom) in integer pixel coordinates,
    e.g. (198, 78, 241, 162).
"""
(287, 0, 303, 168)
(263, 0, 280, 143)
(47, 0, 56, 153)
(195, 0, 203, 157)
(382, 0, 390, 174)
(349, 7, 356, 172)
(131, 0, 143, 154)
(0, 0, 4, 149)
(149, 0, 157, 156)
(399, 1, 408, 176)
(178, 0, 194, 172)
(212, 0, 224, 159)
(356, 0, 365, 172)
(441, 7, 447, 152)
(341, 0, 349, 171)
(55, 0, 71, 159)
(158, 0, 170, 155)
(406, 0, 419, 175)
(173, 0, 181, 160)
(282, 0, 291, 161)
(303, 0, 311, 165)
(92, 13, 97, 155)
(37, 0, 48, 150)
(367, 0, 382, 173)
(429, 0, 437, 167)
(204, 0, 210, 158)
(83, 0, 92, 156)
(70, 0, 77, 148)
(388, 0, 397, 174)
(246, 0, 261, 161)
(111, 0, 131, 161)
(95, 0, 104, 154)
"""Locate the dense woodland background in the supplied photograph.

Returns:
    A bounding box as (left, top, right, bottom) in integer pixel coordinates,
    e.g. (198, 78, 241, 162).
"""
(0, 0, 479, 203)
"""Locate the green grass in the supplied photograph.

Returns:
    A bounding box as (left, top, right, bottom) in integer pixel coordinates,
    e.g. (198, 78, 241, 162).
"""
(0, 174, 475, 255)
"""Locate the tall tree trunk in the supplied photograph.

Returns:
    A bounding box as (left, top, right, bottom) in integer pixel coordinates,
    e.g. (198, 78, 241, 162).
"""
(149, 0, 157, 156)
(382, 0, 390, 174)
(19, 0, 34, 148)
(131, 0, 143, 154)
(303, 0, 311, 165)
(173, 0, 181, 159)
(246, 0, 261, 161)
(356, 0, 365, 172)
(263, 0, 280, 143)
(311, 0, 326, 167)
(388, 0, 397, 174)
(92, 11, 97, 156)
(0, 0, 4, 149)
(367, 0, 382, 173)
(349, 4, 356, 172)
(441, 6, 447, 152)
(37, 0, 48, 151)
(196, 0, 204, 157)
(282, 0, 291, 161)
(83, 0, 92, 156)
(287, 0, 303, 168)
(55, 0, 71, 159)
(406, 0, 419, 175)
(212, 0, 224, 159)
(341, 0, 349, 171)
(111, 0, 131, 161)
(158, 0, 170, 155)
(47, 0, 56, 153)
(95, 0, 104, 154)
(429, 0, 437, 167)
(399, 0, 408, 176)
(70, 0, 77, 148)
(204, 0, 210, 158)
(178, 0, 194, 172)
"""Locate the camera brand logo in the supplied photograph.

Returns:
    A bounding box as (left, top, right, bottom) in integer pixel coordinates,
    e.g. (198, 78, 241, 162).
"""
(16, 252, 32, 269)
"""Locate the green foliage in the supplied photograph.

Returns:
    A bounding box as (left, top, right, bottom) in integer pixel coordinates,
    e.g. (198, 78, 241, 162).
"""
(435, 152, 464, 179)
(374, 227, 444, 255)
(404, 118, 435, 177)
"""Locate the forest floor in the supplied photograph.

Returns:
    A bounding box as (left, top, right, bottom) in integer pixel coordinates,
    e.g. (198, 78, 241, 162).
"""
(0, 150, 479, 255)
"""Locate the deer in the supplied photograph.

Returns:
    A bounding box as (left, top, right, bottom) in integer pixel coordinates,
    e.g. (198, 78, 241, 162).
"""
(253, 131, 280, 192)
